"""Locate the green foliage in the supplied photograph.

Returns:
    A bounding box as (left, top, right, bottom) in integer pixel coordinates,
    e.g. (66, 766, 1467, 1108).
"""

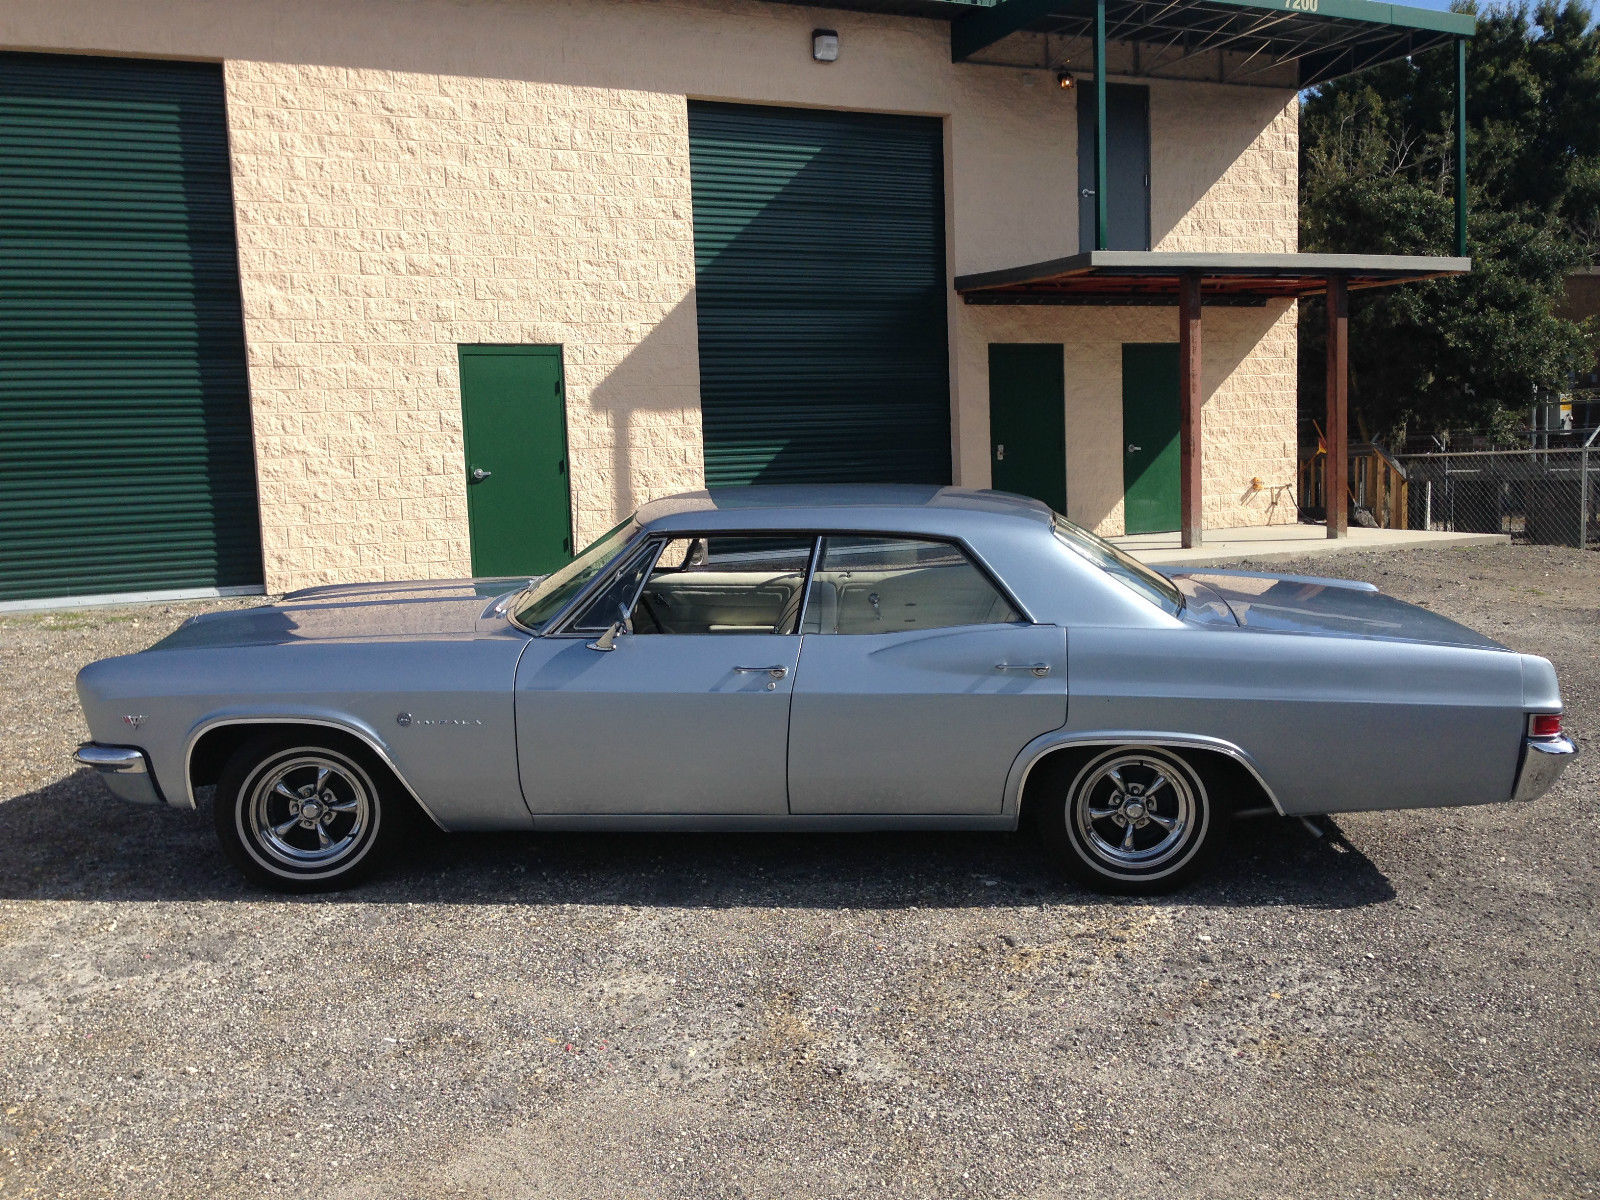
(1299, 0, 1599, 439)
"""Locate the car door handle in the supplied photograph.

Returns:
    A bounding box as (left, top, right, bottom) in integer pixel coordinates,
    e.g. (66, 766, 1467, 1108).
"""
(995, 662, 1052, 677)
(734, 665, 788, 679)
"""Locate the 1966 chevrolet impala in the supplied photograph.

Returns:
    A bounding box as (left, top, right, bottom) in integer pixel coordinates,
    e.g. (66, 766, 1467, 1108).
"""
(74, 486, 1576, 894)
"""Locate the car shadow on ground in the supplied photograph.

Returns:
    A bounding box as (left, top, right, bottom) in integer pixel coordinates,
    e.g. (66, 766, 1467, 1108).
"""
(0, 770, 1395, 910)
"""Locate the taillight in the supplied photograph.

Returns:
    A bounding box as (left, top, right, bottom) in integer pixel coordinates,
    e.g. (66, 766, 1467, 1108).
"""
(1529, 713, 1563, 739)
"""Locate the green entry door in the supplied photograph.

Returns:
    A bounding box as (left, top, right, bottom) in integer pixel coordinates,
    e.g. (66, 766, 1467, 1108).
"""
(988, 344, 1066, 514)
(459, 345, 573, 578)
(1121, 344, 1180, 535)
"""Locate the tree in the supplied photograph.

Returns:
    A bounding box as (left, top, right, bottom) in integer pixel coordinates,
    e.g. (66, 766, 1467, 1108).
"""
(1298, 0, 1600, 441)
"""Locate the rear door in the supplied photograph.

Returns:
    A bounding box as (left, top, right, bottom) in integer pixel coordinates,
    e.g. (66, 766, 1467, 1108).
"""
(787, 536, 1066, 815)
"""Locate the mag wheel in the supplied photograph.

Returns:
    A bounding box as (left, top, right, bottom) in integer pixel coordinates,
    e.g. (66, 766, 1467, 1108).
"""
(214, 733, 394, 891)
(1040, 746, 1225, 894)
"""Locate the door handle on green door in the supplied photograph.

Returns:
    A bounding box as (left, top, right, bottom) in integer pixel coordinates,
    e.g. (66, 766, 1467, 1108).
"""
(470, 467, 492, 482)
(1126, 444, 1142, 454)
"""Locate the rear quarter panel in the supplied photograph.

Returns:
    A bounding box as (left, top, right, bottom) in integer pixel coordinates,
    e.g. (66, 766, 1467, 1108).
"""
(1066, 626, 1525, 814)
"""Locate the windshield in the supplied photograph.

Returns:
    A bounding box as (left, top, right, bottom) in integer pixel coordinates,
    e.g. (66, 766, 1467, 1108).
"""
(1051, 514, 1183, 613)
(511, 518, 639, 630)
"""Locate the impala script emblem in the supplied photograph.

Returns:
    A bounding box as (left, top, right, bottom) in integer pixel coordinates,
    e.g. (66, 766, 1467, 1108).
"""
(396, 712, 482, 728)
(123, 714, 147, 730)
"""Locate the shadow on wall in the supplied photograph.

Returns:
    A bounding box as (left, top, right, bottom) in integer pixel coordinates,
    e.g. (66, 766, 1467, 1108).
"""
(0, 769, 1394, 911)
(569, 104, 957, 527)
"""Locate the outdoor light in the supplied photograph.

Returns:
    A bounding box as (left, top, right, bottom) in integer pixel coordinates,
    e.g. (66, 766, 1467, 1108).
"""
(1057, 70, 1076, 90)
(813, 29, 839, 62)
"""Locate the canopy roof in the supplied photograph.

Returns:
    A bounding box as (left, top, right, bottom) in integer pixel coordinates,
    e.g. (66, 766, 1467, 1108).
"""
(950, 0, 1472, 86)
(954, 251, 1472, 304)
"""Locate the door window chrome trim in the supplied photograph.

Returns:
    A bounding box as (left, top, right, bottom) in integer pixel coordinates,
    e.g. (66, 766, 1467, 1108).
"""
(535, 525, 1037, 639)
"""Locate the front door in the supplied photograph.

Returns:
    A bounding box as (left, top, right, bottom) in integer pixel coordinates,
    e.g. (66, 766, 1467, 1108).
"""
(458, 344, 573, 578)
(514, 533, 814, 815)
(787, 535, 1067, 815)
(989, 344, 1066, 514)
(1077, 83, 1151, 252)
(1122, 343, 1181, 535)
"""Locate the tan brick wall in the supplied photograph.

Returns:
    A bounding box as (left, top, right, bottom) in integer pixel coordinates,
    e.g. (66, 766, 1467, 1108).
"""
(1153, 84, 1299, 254)
(956, 303, 1299, 537)
(224, 62, 704, 590)
(4, 0, 1305, 583)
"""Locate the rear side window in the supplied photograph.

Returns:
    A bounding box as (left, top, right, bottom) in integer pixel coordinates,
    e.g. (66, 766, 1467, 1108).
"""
(804, 536, 1021, 634)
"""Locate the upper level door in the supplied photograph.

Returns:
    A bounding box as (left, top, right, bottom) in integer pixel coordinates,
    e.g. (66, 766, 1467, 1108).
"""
(786, 536, 1067, 815)
(989, 344, 1067, 514)
(1077, 83, 1151, 252)
(459, 344, 573, 578)
(514, 534, 814, 815)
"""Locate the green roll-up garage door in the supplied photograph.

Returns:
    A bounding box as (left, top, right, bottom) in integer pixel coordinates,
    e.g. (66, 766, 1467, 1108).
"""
(687, 102, 951, 487)
(0, 52, 262, 603)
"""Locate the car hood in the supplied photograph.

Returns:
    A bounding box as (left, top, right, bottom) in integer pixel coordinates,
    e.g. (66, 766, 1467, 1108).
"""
(1167, 569, 1508, 650)
(147, 577, 540, 650)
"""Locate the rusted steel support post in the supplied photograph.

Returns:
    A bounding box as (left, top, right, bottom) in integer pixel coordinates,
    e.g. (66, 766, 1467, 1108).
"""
(1326, 275, 1350, 539)
(1179, 272, 1203, 549)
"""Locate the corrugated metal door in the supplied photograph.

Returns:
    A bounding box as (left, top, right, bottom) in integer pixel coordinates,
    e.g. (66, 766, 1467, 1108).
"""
(687, 102, 951, 487)
(0, 52, 262, 603)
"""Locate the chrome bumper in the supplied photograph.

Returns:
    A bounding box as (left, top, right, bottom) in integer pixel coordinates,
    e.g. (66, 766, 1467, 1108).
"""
(73, 743, 163, 806)
(1511, 735, 1578, 803)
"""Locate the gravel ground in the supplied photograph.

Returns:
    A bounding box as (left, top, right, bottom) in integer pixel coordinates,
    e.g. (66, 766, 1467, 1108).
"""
(1, 542, 1596, 1199)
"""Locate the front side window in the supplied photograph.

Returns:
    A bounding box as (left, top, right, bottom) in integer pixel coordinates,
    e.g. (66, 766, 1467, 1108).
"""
(804, 536, 1021, 634)
(573, 534, 817, 635)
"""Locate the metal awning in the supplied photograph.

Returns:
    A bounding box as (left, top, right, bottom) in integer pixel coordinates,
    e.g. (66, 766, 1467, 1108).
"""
(955, 251, 1472, 305)
(949, 0, 1474, 88)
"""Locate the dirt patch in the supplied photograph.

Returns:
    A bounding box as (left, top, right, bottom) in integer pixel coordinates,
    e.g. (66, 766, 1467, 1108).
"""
(1, 545, 1596, 1199)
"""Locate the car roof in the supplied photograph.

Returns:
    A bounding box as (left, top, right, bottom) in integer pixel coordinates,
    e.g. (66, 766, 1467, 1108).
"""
(633, 485, 1055, 535)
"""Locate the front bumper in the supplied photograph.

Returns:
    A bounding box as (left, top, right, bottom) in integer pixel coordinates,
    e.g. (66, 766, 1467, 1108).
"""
(1511, 735, 1579, 803)
(73, 743, 164, 806)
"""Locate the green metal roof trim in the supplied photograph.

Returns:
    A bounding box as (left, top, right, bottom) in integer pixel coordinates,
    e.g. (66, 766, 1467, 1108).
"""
(764, 0, 1473, 87)
(951, 0, 1472, 86)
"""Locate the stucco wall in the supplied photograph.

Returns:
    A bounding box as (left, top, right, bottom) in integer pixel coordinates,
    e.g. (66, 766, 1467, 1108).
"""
(2, 0, 1302, 584)
(224, 62, 703, 586)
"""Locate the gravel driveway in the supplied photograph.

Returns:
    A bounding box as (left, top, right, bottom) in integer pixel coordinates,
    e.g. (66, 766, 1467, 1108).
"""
(2, 543, 1596, 1199)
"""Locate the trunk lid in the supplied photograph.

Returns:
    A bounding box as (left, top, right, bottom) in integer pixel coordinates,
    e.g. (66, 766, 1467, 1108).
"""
(1168, 569, 1508, 651)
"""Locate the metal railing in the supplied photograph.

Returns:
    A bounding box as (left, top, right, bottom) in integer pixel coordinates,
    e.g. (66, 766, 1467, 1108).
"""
(1394, 446, 1597, 548)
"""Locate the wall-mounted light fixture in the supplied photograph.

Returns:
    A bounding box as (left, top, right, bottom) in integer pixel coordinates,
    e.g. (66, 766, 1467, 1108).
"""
(813, 29, 839, 62)
(1057, 70, 1076, 90)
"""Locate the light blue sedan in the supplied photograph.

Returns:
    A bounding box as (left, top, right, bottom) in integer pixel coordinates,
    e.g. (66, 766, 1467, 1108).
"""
(74, 486, 1576, 893)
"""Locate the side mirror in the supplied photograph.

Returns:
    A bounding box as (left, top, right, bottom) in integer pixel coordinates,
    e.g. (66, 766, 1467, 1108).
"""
(586, 603, 631, 652)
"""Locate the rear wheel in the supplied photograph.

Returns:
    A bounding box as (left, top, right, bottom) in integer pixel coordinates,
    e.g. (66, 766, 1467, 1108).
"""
(1037, 746, 1225, 894)
(213, 733, 398, 892)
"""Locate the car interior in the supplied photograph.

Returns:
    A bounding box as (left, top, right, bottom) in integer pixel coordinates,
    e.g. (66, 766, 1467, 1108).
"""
(622, 535, 1020, 636)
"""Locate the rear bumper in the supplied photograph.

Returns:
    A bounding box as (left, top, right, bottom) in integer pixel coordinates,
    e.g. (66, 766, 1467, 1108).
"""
(73, 743, 164, 806)
(1511, 735, 1578, 803)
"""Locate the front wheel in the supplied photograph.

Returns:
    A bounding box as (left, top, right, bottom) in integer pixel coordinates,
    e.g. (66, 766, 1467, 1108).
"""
(213, 734, 397, 892)
(1038, 746, 1226, 894)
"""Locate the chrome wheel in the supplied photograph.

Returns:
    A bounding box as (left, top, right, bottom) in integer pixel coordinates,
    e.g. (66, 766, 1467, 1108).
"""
(1075, 753, 1196, 869)
(1057, 747, 1214, 888)
(242, 751, 375, 873)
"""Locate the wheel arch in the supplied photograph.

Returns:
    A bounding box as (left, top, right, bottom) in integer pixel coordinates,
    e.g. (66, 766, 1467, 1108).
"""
(185, 715, 445, 830)
(1008, 731, 1284, 824)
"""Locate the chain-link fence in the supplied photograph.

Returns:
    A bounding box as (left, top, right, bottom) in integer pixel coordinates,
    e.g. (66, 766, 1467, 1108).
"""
(1394, 448, 1599, 548)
